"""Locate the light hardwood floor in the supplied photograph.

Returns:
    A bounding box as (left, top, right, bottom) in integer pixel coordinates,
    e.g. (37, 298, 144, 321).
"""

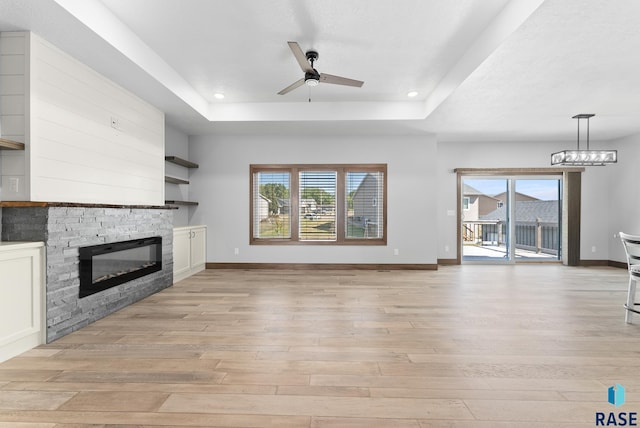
(0, 265, 638, 427)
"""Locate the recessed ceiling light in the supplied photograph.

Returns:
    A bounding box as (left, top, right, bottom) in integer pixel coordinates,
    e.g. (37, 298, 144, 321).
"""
(407, 91, 418, 98)
(214, 93, 225, 99)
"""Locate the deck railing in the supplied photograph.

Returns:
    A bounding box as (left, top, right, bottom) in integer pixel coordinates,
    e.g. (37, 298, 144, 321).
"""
(463, 220, 559, 255)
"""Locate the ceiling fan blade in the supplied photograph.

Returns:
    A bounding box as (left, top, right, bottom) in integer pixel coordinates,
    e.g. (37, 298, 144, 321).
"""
(277, 78, 305, 95)
(288, 41, 313, 73)
(319, 73, 364, 88)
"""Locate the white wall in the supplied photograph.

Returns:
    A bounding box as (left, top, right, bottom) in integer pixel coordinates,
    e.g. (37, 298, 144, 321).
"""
(22, 32, 164, 205)
(607, 133, 640, 263)
(189, 134, 438, 265)
(165, 124, 191, 226)
(436, 140, 611, 261)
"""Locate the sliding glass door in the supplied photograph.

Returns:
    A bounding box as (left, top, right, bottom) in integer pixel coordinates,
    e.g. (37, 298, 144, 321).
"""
(513, 179, 561, 260)
(462, 178, 510, 261)
(462, 176, 561, 263)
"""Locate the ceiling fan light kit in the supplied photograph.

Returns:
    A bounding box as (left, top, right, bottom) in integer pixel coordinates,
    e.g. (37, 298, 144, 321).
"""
(278, 42, 364, 95)
(551, 114, 617, 166)
(305, 73, 319, 87)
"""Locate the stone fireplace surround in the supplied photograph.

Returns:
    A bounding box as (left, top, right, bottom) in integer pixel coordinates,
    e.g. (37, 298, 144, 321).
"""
(1, 202, 174, 342)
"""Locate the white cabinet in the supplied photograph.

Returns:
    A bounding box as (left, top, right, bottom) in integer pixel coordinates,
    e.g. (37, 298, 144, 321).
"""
(0, 241, 45, 363)
(190, 227, 207, 267)
(173, 226, 206, 283)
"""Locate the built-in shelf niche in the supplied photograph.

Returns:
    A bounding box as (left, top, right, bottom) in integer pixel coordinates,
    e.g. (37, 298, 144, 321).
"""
(165, 155, 199, 207)
(0, 138, 25, 150)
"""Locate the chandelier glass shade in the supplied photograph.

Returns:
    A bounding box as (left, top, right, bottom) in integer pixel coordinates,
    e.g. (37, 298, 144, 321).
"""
(551, 114, 617, 166)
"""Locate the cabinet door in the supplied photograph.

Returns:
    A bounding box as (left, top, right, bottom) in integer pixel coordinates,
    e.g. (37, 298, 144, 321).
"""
(190, 227, 207, 268)
(0, 246, 44, 362)
(173, 228, 191, 278)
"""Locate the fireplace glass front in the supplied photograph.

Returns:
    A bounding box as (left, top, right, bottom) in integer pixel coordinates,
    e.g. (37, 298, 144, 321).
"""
(79, 237, 162, 298)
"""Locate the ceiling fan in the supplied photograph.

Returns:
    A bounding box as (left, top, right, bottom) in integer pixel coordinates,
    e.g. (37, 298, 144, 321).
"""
(277, 41, 364, 95)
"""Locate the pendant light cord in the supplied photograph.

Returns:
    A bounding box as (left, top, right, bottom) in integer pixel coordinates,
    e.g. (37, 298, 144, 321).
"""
(586, 116, 590, 150)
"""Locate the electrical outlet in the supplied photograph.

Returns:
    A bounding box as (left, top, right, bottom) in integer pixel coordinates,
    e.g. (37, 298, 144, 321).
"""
(445, 245, 450, 252)
(592, 246, 596, 253)
(234, 248, 239, 255)
(393, 248, 399, 256)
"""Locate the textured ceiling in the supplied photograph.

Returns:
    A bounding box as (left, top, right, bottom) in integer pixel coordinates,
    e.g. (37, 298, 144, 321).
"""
(1, 0, 640, 142)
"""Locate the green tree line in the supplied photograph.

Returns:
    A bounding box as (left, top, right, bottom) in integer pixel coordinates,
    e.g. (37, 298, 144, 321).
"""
(261, 184, 353, 212)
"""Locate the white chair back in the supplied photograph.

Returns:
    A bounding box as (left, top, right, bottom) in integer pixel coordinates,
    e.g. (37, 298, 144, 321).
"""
(620, 232, 640, 275)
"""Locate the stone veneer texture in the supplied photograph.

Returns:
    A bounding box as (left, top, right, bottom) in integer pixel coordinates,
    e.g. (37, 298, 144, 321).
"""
(1, 206, 173, 342)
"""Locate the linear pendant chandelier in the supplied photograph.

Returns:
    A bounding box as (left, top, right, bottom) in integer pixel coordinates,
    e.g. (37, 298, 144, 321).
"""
(551, 114, 617, 166)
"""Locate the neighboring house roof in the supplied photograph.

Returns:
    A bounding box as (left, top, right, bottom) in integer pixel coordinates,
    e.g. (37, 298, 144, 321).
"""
(481, 200, 559, 223)
(276, 197, 290, 207)
(492, 191, 539, 202)
(353, 173, 378, 198)
(463, 184, 501, 202)
(463, 184, 486, 196)
(259, 194, 271, 203)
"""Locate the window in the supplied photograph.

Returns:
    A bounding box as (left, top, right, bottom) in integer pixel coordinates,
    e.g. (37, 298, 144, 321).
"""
(250, 164, 387, 245)
(346, 171, 385, 239)
(463, 197, 470, 210)
(252, 170, 291, 239)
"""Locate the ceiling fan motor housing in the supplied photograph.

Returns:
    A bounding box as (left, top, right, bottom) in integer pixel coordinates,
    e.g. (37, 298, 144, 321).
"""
(305, 51, 320, 87)
(305, 70, 320, 86)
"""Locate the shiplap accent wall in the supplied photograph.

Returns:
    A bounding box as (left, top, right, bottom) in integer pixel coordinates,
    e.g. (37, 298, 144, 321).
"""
(0, 32, 29, 201)
(1, 32, 165, 205)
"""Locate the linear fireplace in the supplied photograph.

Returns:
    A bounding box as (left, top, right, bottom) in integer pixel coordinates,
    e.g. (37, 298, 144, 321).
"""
(79, 236, 162, 298)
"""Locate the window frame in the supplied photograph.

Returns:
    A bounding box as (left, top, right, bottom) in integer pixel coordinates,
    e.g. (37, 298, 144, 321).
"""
(250, 164, 387, 246)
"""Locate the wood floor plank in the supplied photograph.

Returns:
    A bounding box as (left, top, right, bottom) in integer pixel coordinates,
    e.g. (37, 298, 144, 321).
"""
(277, 385, 371, 397)
(220, 373, 310, 386)
(255, 350, 410, 362)
(0, 423, 55, 428)
(0, 371, 62, 382)
(0, 357, 221, 372)
(216, 359, 382, 376)
(159, 393, 474, 419)
(417, 422, 588, 428)
(0, 410, 310, 427)
(1, 381, 277, 395)
(310, 374, 492, 390)
(50, 370, 227, 384)
(463, 399, 599, 423)
(0, 265, 637, 426)
(369, 387, 564, 401)
(57, 391, 169, 412)
(311, 416, 421, 427)
(0, 391, 76, 411)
